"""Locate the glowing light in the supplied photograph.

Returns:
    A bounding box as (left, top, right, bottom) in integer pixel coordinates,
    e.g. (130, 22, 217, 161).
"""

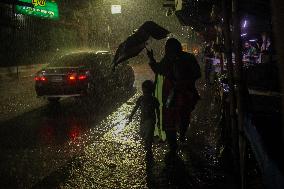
(69, 76, 76, 80)
(111, 5, 121, 14)
(35, 75, 47, 81)
(16, 0, 59, 20)
(243, 20, 247, 28)
(78, 75, 87, 80)
(41, 76, 46, 81)
(249, 39, 257, 42)
(69, 126, 80, 141)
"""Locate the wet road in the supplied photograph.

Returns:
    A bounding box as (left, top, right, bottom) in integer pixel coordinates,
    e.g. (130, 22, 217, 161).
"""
(0, 62, 229, 189)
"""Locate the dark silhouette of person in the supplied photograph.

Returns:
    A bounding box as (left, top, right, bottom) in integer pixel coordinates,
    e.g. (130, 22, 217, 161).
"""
(129, 80, 160, 154)
(147, 38, 201, 153)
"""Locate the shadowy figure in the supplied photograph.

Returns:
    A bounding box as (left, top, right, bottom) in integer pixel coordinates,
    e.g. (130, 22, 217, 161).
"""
(128, 80, 160, 153)
(147, 38, 201, 152)
(163, 151, 194, 188)
(145, 151, 155, 188)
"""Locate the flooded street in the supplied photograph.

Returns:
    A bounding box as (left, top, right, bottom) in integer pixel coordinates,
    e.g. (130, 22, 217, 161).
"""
(0, 62, 229, 188)
(1, 0, 283, 188)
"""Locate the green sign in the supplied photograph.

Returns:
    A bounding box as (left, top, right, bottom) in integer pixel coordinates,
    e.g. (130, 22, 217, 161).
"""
(16, 0, 59, 20)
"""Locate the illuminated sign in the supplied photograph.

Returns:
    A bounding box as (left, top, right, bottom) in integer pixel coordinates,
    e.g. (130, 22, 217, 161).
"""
(16, 0, 59, 20)
(32, 0, 46, 6)
(111, 5, 121, 14)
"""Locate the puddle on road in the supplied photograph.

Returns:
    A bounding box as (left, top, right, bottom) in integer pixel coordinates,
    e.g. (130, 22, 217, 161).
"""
(44, 92, 169, 189)
(32, 81, 224, 189)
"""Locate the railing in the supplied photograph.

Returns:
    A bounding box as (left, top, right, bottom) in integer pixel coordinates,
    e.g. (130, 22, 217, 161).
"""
(218, 76, 284, 189)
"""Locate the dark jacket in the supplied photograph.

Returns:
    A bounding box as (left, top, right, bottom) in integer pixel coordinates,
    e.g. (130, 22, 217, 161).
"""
(149, 51, 201, 106)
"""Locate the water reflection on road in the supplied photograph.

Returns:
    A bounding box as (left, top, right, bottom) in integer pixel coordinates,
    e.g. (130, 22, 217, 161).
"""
(0, 88, 136, 188)
(34, 91, 193, 189)
(59, 93, 149, 188)
(0, 63, 225, 188)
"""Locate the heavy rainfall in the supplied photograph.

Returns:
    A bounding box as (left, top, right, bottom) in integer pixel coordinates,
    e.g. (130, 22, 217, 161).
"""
(0, 0, 284, 189)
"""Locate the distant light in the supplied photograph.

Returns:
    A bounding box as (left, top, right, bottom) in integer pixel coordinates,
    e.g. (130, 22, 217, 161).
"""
(249, 39, 257, 42)
(16, 0, 59, 20)
(96, 50, 109, 54)
(242, 20, 247, 28)
(241, 33, 247, 37)
(111, 5, 121, 14)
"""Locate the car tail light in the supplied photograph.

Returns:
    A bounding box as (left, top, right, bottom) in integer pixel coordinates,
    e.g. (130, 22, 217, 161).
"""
(68, 73, 77, 81)
(69, 75, 76, 80)
(35, 76, 47, 81)
(78, 75, 87, 80)
(68, 72, 88, 81)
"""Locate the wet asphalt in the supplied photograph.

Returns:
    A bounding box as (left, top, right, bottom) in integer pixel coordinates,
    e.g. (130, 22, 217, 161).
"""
(0, 62, 236, 189)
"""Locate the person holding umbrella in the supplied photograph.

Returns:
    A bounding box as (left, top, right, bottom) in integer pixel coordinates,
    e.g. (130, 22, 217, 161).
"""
(146, 38, 201, 153)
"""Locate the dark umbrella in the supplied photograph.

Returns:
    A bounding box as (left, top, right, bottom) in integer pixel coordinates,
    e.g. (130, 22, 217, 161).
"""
(112, 21, 170, 69)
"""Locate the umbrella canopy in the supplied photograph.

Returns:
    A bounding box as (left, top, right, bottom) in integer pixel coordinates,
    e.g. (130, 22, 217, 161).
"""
(139, 21, 170, 40)
(112, 21, 170, 69)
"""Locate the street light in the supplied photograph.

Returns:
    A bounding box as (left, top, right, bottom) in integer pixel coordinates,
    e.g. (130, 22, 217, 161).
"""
(111, 5, 121, 14)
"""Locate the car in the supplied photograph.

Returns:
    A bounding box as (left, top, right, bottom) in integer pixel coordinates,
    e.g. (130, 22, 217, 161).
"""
(35, 50, 134, 102)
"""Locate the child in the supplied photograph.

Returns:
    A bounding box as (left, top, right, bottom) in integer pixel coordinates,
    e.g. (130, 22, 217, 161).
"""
(129, 80, 160, 153)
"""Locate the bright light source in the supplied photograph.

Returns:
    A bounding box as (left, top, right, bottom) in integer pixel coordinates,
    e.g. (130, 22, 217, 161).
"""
(35, 76, 46, 81)
(111, 5, 121, 14)
(242, 20, 247, 28)
(249, 39, 257, 42)
(241, 33, 247, 37)
(78, 75, 87, 80)
(16, 0, 59, 20)
(69, 76, 76, 80)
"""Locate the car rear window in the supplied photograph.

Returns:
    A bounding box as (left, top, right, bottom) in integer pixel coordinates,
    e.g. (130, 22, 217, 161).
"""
(91, 54, 112, 65)
(49, 54, 89, 67)
(49, 53, 112, 68)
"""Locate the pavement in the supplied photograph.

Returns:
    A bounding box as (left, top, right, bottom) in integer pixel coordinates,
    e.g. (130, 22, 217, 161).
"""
(0, 62, 239, 189)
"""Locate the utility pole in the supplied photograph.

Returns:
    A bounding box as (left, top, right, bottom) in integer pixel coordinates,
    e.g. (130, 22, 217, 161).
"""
(222, 0, 239, 177)
(232, 0, 248, 188)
